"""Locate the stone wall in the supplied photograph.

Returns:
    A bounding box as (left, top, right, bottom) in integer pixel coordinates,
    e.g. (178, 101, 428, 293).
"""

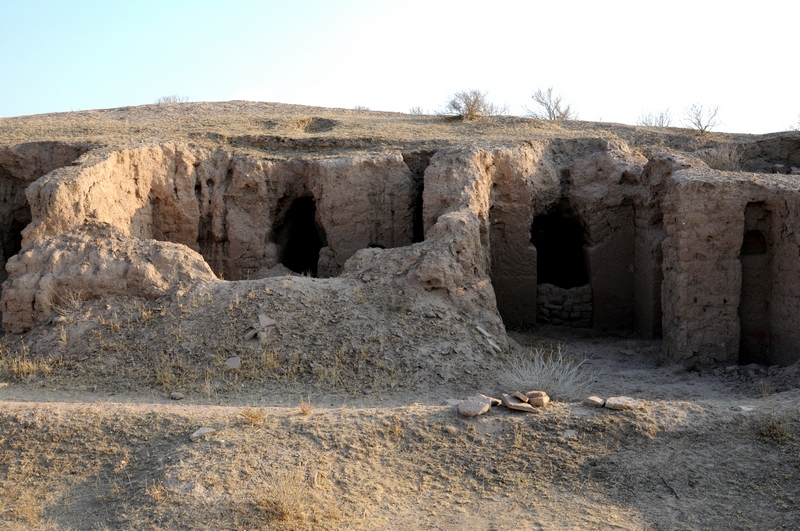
(537, 283, 592, 327)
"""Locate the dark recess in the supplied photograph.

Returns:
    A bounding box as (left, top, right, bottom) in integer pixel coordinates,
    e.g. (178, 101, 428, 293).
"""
(741, 230, 767, 255)
(531, 203, 588, 289)
(275, 197, 326, 277)
(402, 150, 436, 243)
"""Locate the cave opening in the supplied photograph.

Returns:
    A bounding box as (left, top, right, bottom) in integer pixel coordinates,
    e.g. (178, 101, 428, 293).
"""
(530, 205, 589, 289)
(274, 197, 326, 277)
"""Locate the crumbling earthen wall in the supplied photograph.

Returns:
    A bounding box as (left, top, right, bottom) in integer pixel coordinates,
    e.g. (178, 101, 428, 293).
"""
(21, 143, 419, 282)
(661, 166, 800, 366)
(0, 142, 88, 282)
(740, 131, 800, 174)
(5, 134, 800, 367)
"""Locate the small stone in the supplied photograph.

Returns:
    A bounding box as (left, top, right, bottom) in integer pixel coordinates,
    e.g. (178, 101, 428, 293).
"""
(244, 329, 259, 341)
(605, 396, 640, 410)
(190, 427, 216, 441)
(458, 399, 491, 417)
(479, 394, 502, 407)
(725, 365, 738, 374)
(486, 338, 502, 353)
(529, 395, 550, 407)
(53, 315, 68, 324)
(513, 391, 529, 403)
(258, 314, 277, 328)
(0, 382, 9, 389)
(525, 390, 547, 398)
(501, 394, 540, 413)
(736, 405, 755, 412)
(583, 396, 606, 407)
(170, 392, 185, 400)
(475, 325, 492, 338)
(225, 356, 241, 369)
(561, 429, 579, 439)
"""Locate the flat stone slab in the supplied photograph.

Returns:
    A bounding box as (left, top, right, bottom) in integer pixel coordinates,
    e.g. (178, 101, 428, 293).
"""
(475, 325, 492, 338)
(258, 314, 277, 328)
(190, 427, 216, 441)
(479, 394, 502, 407)
(225, 356, 241, 369)
(583, 396, 606, 407)
(525, 390, 547, 398)
(501, 394, 540, 413)
(605, 396, 641, 410)
(458, 398, 491, 417)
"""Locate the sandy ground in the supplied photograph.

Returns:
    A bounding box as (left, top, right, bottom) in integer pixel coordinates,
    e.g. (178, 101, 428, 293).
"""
(1, 330, 798, 531)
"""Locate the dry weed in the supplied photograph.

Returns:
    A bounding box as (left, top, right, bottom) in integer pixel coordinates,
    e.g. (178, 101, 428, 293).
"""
(699, 143, 744, 171)
(49, 288, 85, 318)
(757, 412, 796, 444)
(239, 406, 267, 426)
(2, 342, 53, 380)
(299, 396, 313, 416)
(500, 342, 593, 401)
(154, 353, 184, 389)
(757, 379, 775, 397)
(145, 480, 168, 503)
(250, 467, 309, 524)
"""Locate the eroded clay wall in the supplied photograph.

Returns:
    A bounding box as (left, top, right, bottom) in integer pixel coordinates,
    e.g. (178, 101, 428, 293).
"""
(0, 142, 88, 280)
(661, 167, 800, 366)
(22, 143, 419, 281)
(488, 143, 558, 328)
(559, 140, 645, 332)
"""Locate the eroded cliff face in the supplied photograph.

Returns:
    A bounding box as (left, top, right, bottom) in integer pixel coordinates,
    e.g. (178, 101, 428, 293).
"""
(4, 135, 800, 369)
(0, 141, 508, 382)
(0, 142, 89, 282)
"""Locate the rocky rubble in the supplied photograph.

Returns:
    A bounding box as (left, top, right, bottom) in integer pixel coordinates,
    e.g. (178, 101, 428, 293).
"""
(456, 390, 551, 417)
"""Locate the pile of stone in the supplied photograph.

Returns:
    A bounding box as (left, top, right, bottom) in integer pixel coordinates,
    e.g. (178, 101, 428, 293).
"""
(582, 395, 640, 410)
(456, 390, 551, 417)
(537, 283, 592, 328)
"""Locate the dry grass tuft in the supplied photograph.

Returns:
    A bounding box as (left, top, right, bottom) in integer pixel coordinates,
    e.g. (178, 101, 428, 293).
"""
(757, 379, 775, 397)
(299, 396, 313, 416)
(239, 406, 267, 426)
(757, 412, 796, 444)
(247, 467, 310, 524)
(0, 342, 54, 380)
(699, 143, 745, 171)
(145, 480, 168, 503)
(500, 342, 593, 401)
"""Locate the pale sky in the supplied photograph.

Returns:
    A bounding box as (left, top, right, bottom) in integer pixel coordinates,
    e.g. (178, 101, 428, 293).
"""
(1, 0, 798, 134)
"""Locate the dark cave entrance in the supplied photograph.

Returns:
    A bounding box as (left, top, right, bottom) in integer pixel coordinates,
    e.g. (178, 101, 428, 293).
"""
(275, 197, 326, 277)
(739, 225, 771, 365)
(531, 206, 589, 289)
